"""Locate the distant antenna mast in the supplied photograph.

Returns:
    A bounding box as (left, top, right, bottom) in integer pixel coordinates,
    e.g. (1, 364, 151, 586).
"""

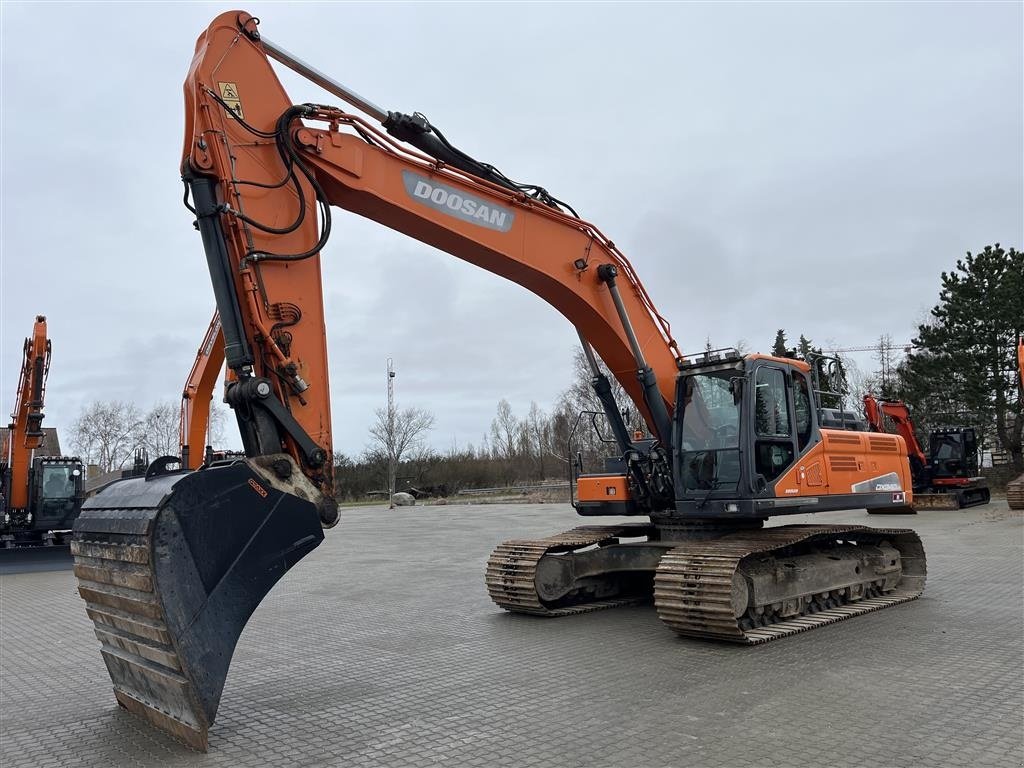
(387, 357, 396, 509)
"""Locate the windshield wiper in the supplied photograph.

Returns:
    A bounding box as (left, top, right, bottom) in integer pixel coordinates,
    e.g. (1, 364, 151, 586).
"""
(696, 481, 721, 510)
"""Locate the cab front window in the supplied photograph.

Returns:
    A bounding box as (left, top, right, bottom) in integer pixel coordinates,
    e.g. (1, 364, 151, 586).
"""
(678, 373, 741, 492)
(41, 465, 76, 500)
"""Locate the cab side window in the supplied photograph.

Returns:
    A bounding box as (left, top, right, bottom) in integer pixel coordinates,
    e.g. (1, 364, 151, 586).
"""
(794, 374, 812, 450)
(754, 367, 795, 483)
(755, 368, 790, 437)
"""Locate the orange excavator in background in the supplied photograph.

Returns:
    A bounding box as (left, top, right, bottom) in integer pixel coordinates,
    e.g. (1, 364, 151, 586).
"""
(1, 315, 84, 548)
(179, 311, 229, 471)
(1008, 338, 1024, 509)
(863, 395, 990, 511)
(71, 12, 927, 750)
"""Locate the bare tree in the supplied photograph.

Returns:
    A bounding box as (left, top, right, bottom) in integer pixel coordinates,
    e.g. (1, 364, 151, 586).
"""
(839, 357, 877, 413)
(490, 399, 519, 460)
(141, 401, 179, 458)
(208, 401, 229, 448)
(71, 400, 144, 472)
(875, 333, 900, 395)
(525, 401, 549, 479)
(368, 406, 435, 505)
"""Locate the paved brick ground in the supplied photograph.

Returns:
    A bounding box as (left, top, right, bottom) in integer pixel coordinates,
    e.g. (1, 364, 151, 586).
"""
(1, 501, 1022, 767)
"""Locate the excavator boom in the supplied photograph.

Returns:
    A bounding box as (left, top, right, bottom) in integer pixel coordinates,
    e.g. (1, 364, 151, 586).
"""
(4, 316, 50, 510)
(179, 311, 225, 470)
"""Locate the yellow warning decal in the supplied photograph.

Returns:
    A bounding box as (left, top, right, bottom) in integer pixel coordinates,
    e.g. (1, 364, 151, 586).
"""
(217, 82, 243, 119)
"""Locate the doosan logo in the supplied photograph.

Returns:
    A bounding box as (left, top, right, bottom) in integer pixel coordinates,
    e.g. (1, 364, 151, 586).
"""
(402, 171, 514, 232)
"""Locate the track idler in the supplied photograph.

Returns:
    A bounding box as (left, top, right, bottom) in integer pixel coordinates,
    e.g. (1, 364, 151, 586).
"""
(72, 455, 330, 750)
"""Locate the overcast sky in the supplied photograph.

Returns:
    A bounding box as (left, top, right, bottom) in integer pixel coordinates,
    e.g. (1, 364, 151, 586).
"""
(2, 2, 1021, 457)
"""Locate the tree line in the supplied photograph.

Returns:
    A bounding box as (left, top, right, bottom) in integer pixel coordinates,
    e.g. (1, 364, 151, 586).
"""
(332, 348, 640, 500)
(70, 400, 227, 474)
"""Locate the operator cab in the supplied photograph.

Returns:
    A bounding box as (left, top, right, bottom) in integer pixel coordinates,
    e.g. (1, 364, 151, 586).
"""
(30, 456, 84, 530)
(672, 350, 820, 519)
(928, 427, 979, 479)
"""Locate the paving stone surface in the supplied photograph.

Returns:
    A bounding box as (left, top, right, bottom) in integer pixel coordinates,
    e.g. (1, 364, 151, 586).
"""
(1, 500, 1022, 767)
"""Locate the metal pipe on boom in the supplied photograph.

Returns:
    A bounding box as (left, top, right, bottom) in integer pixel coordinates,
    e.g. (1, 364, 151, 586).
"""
(255, 31, 527, 196)
(258, 36, 389, 122)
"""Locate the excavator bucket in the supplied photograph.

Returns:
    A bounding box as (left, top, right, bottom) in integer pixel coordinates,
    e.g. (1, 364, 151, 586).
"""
(71, 457, 323, 751)
(909, 493, 962, 511)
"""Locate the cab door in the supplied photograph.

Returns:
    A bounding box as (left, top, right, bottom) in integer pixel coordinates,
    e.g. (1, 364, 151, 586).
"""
(750, 364, 800, 493)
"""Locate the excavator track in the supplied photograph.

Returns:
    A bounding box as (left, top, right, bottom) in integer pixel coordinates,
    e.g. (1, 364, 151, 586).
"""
(486, 524, 655, 615)
(654, 525, 926, 645)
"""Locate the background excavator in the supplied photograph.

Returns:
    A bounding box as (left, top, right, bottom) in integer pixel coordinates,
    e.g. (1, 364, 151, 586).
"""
(1, 315, 84, 550)
(179, 310, 234, 470)
(1009, 338, 1024, 509)
(71, 12, 926, 750)
(862, 395, 990, 511)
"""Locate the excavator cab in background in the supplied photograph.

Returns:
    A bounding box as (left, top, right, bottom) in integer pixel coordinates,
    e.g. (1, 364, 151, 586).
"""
(2, 453, 85, 548)
(928, 428, 980, 480)
(72, 12, 927, 750)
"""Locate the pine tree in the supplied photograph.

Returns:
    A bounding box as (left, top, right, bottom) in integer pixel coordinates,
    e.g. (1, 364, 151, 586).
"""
(897, 244, 1023, 469)
(772, 329, 788, 357)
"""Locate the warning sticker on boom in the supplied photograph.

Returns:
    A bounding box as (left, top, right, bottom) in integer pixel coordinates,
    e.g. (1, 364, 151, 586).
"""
(217, 82, 243, 119)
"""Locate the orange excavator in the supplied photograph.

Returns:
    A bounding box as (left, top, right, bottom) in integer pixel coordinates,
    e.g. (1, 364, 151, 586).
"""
(862, 395, 990, 511)
(178, 311, 229, 471)
(1, 315, 84, 548)
(71, 12, 927, 750)
(1008, 338, 1024, 509)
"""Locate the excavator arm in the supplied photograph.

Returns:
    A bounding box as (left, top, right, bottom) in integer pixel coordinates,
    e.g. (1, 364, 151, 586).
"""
(863, 394, 927, 468)
(179, 311, 225, 470)
(3, 315, 50, 511)
(1018, 337, 1023, 390)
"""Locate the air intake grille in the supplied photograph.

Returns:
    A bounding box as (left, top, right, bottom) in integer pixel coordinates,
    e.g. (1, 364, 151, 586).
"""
(827, 434, 862, 446)
(829, 456, 859, 472)
(868, 437, 899, 452)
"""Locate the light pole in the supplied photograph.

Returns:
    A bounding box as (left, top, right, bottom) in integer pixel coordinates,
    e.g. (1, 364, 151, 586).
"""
(387, 357, 396, 509)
